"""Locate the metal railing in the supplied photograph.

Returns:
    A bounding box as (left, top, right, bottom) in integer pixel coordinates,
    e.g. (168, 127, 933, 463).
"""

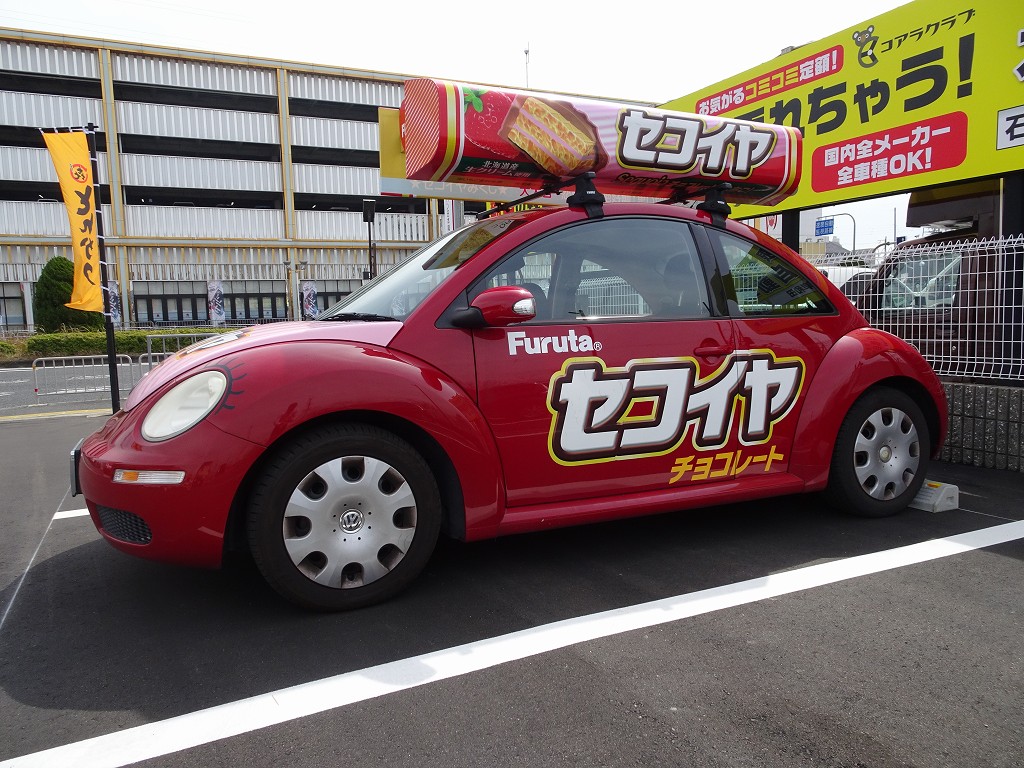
(32, 355, 138, 403)
(31, 333, 222, 402)
(142, 332, 220, 371)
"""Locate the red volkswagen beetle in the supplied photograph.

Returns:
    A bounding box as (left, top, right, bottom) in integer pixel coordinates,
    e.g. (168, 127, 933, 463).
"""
(72, 198, 946, 610)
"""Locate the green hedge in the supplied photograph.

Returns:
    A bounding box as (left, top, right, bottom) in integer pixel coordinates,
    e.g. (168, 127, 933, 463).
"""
(32, 256, 106, 333)
(17, 328, 228, 360)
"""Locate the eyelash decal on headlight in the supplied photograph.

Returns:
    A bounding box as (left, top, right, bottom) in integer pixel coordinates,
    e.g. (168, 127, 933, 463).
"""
(213, 359, 246, 412)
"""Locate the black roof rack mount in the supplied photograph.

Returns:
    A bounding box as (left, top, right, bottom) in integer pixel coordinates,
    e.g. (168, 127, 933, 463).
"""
(695, 183, 733, 228)
(565, 173, 605, 219)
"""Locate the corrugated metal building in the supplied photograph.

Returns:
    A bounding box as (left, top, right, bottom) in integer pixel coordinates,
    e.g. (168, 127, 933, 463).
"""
(0, 28, 458, 330)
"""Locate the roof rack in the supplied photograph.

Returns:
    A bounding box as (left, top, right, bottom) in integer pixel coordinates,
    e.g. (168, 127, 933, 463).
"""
(475, 174, 733, 224)
(657, 182, 734, 227)
(475, 177, 567, 221)
(475, 172, 606, 221)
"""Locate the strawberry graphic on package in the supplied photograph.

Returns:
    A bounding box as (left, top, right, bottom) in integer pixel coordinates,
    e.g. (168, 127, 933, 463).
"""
(462, 88, 524, 160)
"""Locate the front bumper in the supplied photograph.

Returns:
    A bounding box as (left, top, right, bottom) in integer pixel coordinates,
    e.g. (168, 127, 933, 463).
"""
(75, 411, 265, 568)
(70, 437, 84, 496)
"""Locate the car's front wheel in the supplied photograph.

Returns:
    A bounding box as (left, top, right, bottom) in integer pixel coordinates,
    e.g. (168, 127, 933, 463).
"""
(826, 387, 930, 517)
(247, 424, 441, 610)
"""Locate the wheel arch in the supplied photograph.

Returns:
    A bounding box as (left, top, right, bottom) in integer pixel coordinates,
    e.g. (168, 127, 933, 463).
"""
(223, 410, 468, 560)
(867, 375, 944, 458)
(790, 329, 947, 490)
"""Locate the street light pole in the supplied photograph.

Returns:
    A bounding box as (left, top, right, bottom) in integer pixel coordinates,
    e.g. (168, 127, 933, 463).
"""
(362, 199, 377, 279)
(833, 212, 857, 254)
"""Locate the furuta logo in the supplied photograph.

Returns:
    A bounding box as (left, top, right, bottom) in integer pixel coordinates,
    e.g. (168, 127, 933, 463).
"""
(507, 329, 601, 356)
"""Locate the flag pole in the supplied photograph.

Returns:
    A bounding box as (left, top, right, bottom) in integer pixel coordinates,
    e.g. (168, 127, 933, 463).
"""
(85, 122, 120, 413)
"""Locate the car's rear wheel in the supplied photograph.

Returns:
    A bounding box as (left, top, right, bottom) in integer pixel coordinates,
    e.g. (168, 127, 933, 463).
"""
(826, 387, 929, 517)
(247, 423, 441, 610)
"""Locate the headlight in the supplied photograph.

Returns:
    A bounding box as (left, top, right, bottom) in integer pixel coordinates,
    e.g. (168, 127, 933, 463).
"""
(142, 370, 227, 442)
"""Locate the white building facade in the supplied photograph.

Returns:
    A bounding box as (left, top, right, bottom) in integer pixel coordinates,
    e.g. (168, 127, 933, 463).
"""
(0, 28, 463, 331)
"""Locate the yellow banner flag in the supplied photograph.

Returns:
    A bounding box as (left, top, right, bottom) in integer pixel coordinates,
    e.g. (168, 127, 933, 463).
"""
(42, 130, 103, 313)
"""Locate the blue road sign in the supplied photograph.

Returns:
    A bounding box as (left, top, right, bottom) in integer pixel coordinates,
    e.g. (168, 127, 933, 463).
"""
(815, 218, 834, 237)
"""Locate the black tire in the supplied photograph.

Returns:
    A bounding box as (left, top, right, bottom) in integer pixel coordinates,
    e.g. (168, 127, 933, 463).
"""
(826, 387, 930, 518)
(247, 423, 441, 610)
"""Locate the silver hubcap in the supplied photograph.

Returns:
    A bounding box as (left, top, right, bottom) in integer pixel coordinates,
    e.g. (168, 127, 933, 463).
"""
(282, 455, 417, 589)
(853, 406, 921, 501)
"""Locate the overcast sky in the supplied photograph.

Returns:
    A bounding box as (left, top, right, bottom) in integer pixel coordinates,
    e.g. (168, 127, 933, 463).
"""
(0, 0, 921, 248)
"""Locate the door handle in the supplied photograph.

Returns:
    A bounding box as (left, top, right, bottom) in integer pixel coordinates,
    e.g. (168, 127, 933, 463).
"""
(695, 344, 730, 357)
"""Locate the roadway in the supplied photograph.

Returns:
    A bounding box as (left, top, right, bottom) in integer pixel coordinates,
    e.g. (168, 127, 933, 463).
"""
(0, 366, 40, 414)
(0, 409, 1022, 767)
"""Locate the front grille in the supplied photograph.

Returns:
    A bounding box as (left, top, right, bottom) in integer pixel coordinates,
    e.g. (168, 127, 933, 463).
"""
(96, 505, 153, 545)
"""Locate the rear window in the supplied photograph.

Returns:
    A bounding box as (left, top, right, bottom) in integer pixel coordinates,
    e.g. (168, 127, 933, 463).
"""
(709, 229, 834, 316)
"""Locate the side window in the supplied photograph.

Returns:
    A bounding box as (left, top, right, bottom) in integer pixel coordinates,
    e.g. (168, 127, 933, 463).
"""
(709, 229, 833, 316)
(472, 218, 710, 323)
(575, 257, 649, 318)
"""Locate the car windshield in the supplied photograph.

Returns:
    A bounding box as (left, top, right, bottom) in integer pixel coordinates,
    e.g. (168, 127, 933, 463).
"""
(318, 216, 527, 322)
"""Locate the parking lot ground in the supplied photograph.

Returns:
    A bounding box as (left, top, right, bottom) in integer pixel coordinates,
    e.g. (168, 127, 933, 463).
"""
(1, 414, 1022, 767)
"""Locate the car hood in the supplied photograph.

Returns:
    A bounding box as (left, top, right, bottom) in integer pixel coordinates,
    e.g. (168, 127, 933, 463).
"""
(124, 321, 403, 410)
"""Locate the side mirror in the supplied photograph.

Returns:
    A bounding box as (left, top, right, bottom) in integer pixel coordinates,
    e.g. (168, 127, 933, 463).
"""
(451, 285, 536, 329)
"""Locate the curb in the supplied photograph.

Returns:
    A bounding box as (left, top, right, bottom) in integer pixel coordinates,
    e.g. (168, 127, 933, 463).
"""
(0, 408, 110, 423)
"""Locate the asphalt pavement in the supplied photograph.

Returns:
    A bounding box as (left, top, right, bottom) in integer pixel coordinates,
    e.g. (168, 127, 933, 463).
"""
(1, 404, 1022, 768)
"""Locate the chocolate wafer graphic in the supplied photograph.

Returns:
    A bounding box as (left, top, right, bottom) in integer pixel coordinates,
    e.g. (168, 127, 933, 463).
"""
(503, 96, 605, 177)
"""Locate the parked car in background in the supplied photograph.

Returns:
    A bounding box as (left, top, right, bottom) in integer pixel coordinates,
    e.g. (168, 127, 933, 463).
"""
(857, 228, 1014, 378)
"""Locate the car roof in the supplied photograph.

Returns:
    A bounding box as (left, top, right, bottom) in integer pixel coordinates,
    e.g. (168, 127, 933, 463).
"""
(493, 200, 795, 256)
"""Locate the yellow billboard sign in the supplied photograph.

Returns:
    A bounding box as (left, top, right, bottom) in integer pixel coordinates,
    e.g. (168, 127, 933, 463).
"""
(660, 0, 1024, 215)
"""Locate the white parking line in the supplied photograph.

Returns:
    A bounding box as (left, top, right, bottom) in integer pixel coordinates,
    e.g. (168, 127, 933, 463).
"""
(54, 509, 89, 520)
(3, 519, 1023, 768)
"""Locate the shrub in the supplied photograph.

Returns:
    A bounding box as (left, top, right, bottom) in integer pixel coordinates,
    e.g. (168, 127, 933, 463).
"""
(33, 256, 106, 333)
(26, 332, 104, 357)
(24, 328, 227, 359)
